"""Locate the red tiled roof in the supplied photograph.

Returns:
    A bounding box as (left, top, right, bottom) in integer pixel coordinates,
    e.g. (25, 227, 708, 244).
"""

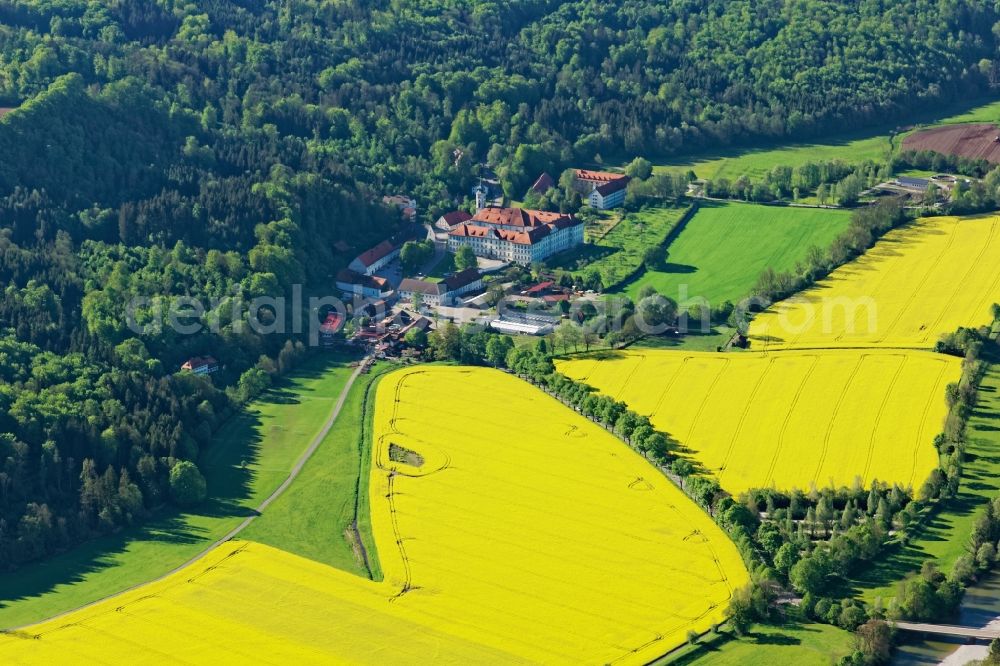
(595, 177, 630, 196)
(524, 281, 555, 295)
(449, 223, 549, 245)
(320, 313, 343, 334)
(575, 169, 628, 184)
(336, 269, 391, 292)
(531, 172, 555, 194)
(354, 240, 396, 268)
(470, 206, 570, 229)
(181, 356, 218, 370)
(439, 210, 473, 227)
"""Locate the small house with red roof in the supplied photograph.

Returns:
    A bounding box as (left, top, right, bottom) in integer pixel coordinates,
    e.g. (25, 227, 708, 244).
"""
(521, 280, 555, 297)
(319, 312, 344, 346)
(181, 356, 221, 375)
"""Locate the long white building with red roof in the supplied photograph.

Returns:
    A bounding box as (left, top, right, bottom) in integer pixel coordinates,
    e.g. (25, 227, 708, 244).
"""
(574, 169, 630, 209)
(447, 206, 583, 264)
(348, 239, 400, 275)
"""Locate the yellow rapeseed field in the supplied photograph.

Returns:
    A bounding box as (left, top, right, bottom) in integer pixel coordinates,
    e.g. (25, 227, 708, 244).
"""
(558, 349, 960, 495)
(748, 214, 1000, 350)
(0, 367, 747, 664)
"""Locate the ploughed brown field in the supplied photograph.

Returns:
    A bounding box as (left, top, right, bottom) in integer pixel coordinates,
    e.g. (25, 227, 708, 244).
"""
(902, 123, 1000, 163)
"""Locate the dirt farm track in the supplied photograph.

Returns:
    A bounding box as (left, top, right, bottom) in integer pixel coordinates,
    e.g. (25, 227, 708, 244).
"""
(902, 122, 1000, 163)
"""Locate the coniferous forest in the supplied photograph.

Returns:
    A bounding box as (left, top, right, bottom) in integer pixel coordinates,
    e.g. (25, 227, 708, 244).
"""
(2, 0, 1000, 568)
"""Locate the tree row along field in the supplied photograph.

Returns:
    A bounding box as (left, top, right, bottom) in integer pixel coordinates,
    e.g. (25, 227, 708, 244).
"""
(558, 350, 958, 496)
(0, 367, 748, 663)
(749, 214, 1000, 350)
(561, 213, 1000, 497)
(851, 352, 1000, 602)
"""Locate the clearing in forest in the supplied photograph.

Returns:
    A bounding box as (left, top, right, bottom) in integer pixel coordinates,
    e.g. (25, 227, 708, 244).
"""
(622, 201, 851, 306)
(0, 367, 747, 664)
(748, 215, 1000, 350)
(557, 349, 959, 496)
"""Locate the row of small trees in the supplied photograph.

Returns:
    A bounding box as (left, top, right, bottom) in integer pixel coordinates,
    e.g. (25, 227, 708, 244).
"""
(704, 159, 885, 206)
(691, 323, 996, 664)
(505, 343, 676, 463)
(450, 304, 997, 664)
(752, 199, 910, 304)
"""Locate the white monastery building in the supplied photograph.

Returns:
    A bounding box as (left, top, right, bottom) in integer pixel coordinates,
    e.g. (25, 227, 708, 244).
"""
(447, 206, 583, 264)
(574, 170, 630, 209)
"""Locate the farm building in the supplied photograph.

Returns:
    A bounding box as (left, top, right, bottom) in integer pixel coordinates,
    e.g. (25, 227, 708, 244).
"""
(521, 280, 555, 297)
(358, 299, 389, 319)
(181, 356, 221, 375)
(353, 308, 432, 353)
(349, 240, 400, 275)
(448, 206, 583, 263)
(490, 313, 557, 336)
(574, 170, 630, 209)
(895, 176, 930, 191)
(335, 269, 393, 299)
(398, 268, 484, 306)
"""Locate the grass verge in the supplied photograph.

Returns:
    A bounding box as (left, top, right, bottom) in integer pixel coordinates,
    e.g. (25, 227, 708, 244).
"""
(657, 609, 853, 666)
(241, 362, 390, 579)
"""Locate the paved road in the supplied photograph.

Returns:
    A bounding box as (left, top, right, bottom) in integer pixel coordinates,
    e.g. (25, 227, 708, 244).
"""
(894, 621, 1000, 640)
(10, 357, 369, 631)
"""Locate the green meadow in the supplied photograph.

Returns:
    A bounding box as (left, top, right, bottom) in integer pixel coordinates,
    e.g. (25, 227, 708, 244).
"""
(622, 201, 851, 306)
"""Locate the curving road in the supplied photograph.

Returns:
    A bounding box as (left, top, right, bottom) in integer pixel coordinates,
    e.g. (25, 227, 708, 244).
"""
(9, 356, 370, 631)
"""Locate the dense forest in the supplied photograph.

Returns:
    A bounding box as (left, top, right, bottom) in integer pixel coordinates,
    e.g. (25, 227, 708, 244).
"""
(2, 0, 1000, 568)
